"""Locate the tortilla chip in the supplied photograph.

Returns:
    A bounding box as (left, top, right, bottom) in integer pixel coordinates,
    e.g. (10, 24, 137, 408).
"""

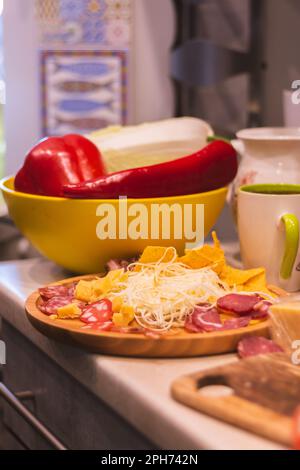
(212, 231, 221, 249)
(220, 265, 266, 287)
(137, 246, 178, 265)
(179, 247, 225, 274)
(179, 232, 225, 274)
(241, 270, 269, 293)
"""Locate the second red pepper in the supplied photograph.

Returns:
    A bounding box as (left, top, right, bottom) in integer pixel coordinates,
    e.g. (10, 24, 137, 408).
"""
(63, 140, 238, 199)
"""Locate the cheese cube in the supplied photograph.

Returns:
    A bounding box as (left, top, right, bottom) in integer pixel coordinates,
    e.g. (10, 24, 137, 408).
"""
(112, 313, 127, 327)
(75, 280, 94, 302)
(57, 303, 82, 319)
(75, 271, 127, 303)
(112, 305, 135, 327)
(112, 296, 123, 313)
(270, 301, 300, 348)
(120, 305, 135, 323)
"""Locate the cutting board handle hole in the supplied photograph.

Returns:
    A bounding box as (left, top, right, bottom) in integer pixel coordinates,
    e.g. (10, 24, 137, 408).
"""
(197, 375, 234, 398)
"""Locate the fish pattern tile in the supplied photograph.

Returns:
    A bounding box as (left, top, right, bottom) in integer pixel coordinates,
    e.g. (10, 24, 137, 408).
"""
(55, 80, 114, 93)
(40, 50, 128, 136)
(57, 98, 114, 113)
(55, 116, 110, 130)
(54, 61, 114, 76)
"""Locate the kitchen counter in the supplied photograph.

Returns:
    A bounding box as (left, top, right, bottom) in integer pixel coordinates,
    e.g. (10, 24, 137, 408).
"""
(0, 257, 284, 450)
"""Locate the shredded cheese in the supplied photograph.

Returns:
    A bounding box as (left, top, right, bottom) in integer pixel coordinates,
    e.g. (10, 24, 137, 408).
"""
(107, 248, 233, 332)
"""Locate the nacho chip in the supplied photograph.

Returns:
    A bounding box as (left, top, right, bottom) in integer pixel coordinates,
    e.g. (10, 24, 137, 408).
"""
(220, 265, 266, 287)
(212, 231, 221, 249)
(179, 247, 225, 274)
(179, 232, 225, 274)
(241, 270, 269, 293)
(137, 246, 178, 265)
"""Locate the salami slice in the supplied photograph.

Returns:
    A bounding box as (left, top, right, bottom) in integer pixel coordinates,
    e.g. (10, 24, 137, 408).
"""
(185, 307, 223, 333)
(81, 321, 113, 331)
(80, 299, 113, 324)
(107, 257, 138, 272)
(222, 316, 251, 330)
(185, 314, 203, 333)
(106, 259, 123, 271)
(217, 294, 262, 316)
(237, 336, 283, 359)
(39, 296, 74, 316)
(252, 300, 272, 319)
(39, 285, 70, 300)
(67, 282, 77, 298)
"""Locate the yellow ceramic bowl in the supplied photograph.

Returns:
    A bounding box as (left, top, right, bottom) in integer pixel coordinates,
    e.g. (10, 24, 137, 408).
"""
(1, 177, 227, 274)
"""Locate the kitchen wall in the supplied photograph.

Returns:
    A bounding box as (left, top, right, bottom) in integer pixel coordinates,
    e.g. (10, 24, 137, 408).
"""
(3, 0, 175, 175)
(261, 0, 300, 125)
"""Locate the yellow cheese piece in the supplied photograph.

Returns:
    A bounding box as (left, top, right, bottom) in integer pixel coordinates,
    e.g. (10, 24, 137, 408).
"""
(75, 280, 94, 302)
(112, 313, 127, 327)
(91, 279, 104, 298)
(57, 303, 82, 319)
(270, 301, 300, 346)
(75, 271, 127, 303)
(112, 305, 135, 327)
(112, 296, 123, 313)
(97, 269, 126, 294)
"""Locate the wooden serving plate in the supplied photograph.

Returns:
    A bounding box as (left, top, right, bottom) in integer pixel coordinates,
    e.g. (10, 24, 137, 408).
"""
(25, 275, 272, 358)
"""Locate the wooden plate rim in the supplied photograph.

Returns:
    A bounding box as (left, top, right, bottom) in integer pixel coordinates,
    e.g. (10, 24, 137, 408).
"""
(25, 274, 274, 342)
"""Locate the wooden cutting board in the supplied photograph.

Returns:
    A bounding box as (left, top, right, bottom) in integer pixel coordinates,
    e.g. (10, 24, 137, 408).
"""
(171, 353, 300, 447)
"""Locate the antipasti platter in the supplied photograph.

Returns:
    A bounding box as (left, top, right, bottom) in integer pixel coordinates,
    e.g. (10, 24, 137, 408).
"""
(25, 233, 284, 358)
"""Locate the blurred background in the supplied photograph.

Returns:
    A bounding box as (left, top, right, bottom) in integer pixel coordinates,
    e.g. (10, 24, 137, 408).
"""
(1, 0, 300, 176)
(0, 0, 300, 255)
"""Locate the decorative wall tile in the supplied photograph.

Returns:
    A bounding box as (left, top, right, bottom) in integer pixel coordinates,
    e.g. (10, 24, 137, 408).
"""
(36, 0, 132, 46)
(40, 50, 128, 136)
(59, 0, 86, 20)
(105, 18, 130, 47)
(105, 0, 132, 20)
(35, 0, 60, 22)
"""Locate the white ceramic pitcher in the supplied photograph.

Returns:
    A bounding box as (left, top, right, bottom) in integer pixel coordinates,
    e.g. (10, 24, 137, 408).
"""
(233, 127, 300, 186)
(230, 127, 300, 216)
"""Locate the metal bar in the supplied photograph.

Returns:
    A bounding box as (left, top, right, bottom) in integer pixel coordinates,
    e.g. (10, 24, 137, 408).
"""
(0, 382, 67, 450)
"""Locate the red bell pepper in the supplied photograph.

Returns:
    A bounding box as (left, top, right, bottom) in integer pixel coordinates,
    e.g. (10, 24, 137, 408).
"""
(15, 134, 105, 197)
(63, 140, 238, 199)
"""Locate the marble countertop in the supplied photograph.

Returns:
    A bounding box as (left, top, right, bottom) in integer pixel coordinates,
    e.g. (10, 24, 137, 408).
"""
(0, 256, 284, 450)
